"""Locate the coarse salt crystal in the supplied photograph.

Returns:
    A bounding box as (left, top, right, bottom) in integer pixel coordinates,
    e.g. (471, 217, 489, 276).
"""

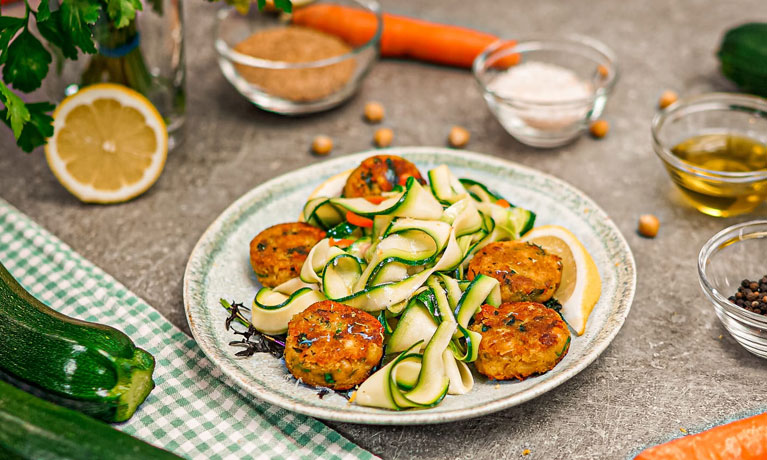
(489, 61, 592, 102)
(488, 61, 594, 131)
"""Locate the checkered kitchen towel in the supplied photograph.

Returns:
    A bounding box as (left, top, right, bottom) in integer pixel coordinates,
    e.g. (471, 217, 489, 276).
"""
(0, 198, 375, 460)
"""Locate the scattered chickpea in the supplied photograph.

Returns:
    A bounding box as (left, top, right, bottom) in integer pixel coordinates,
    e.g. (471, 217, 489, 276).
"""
(597, 64, 609, 78)
(448, 125, 470, 148)
(589, 119, 609, 138)
(311, 135, 333, 155)
(364, 101, 385, 123)
(658, 90, 678, 109)
(638, 214, 660, 238)
(373, 128, 393, 148)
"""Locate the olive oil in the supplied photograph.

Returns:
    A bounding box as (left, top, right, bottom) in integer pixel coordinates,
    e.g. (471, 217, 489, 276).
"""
(668, 133, 767, 217)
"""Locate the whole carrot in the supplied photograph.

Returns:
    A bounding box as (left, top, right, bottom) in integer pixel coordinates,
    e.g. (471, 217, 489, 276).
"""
(634, 412, 767, 460)
(292, 4, 514, 68)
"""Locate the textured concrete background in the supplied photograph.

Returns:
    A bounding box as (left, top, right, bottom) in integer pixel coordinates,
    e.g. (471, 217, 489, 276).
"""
(2, 0, 767, 458)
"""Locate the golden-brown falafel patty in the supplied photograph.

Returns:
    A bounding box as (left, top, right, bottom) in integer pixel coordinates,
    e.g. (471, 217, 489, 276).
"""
(467, 241, 562, 303)
(249, 222, 326, 288)
(285, 300, 384, 390)
(342, 155, 426, 198)
(470, 302, 570, 381)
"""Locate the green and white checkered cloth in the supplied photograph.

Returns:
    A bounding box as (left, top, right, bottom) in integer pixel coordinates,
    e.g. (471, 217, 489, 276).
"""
(0, 198, 375, 460)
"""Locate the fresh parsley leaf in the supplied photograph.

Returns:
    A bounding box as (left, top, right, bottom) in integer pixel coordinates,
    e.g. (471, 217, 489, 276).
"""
(2, 29, 51, 92)
(273, 0, 292, 13)
(37, 10, 79, 60)
(106, 0, 142, 29)
(0, 16, 25, 66)
(59, 0, 101, 54)
(1, 102, 55, 153)
(36, 0, 52, 22)
(0, 80, 29, 138)
(0, 16, 26, 31)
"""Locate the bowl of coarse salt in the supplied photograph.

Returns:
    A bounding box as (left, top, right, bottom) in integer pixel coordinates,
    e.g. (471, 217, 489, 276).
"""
(473, 36, 617, 148)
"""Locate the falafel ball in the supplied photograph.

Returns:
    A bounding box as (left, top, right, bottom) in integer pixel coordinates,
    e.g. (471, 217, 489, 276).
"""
(285, 300, 384, 390)
(467, 241, 562, 303)
(470, 302, 571, 380)
(249, 222, 326, 287)
(342, 155, 426, 198)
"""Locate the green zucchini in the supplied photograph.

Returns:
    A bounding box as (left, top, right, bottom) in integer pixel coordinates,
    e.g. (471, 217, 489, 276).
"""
(321, 254, 364, 300)
(402, 320, 454, 406)
(458, 178, 505, 203)
(0, 262, 154, 422)
(387, 302, 437, 354)
(717, 23, 767, 97)
(428, 164, 468, 205)
(0, 380, 181, 460)
(331, 177, 443, 219)
(251, 287, 325, 334)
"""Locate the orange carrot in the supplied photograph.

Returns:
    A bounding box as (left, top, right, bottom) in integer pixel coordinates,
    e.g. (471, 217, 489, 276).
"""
(292, 4, 515, 68)
(329, 238, 354, 248)
(346, 211, 374, 228)
(634, 412, 767, 460)
(496, 199, 511, 208)
(364, 196, 388, 204)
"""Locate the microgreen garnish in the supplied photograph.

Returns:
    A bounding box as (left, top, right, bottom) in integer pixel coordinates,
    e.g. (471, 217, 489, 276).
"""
(220, 298, 285, 358)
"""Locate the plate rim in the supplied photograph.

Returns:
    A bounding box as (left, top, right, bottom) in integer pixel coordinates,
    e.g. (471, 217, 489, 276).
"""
(183, 146, 637, 425)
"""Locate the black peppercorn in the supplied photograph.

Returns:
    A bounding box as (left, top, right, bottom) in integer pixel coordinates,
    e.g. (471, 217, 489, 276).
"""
(731, 275, 767, 317)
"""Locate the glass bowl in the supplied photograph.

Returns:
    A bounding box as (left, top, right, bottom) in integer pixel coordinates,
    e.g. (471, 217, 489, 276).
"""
(699, 220, 767, 358)
(652, 93, 767, 217)
(473, 36, 617, 148)
(215, 0, 381, 115)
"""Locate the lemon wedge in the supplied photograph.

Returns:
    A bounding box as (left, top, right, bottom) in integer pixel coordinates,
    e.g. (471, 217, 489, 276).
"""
(45, 83, 168, 204)
(522, 225, 601, 335)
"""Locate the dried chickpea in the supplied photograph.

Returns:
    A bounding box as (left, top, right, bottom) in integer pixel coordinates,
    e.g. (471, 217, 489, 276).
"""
(373, 128, 393, 148)
(638, 214, 660, 238)
(311, 135, 333, 155)
(589, 120, 609, 138)
(448, 125, 470, 148)
(364, 101, 385, 123)
(658, 90, 678, 109)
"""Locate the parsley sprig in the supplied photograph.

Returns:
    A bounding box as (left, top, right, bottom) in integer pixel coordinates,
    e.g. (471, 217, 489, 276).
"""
(0, 0, 291, 153)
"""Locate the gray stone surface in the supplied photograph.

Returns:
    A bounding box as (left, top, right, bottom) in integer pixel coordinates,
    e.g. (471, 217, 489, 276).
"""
(2, 0, 767, 458)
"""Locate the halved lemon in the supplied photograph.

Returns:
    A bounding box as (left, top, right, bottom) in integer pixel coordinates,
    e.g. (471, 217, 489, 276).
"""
(45, 83, 168, 204)
(522, 225, 601, 335)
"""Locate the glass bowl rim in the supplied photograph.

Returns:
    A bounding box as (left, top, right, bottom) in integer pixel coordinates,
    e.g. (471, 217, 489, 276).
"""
(471, 35, 619, 107)
(214, 0, 382, 69)
(698, 219, 767, 326)
(651, 92, 767, 182)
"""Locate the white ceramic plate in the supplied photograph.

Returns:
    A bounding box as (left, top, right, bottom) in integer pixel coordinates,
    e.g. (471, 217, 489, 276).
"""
(184, 147, 636, 424)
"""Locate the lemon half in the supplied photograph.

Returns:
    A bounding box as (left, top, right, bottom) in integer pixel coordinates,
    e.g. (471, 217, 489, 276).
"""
(45, 83, 168, 204)
(523, 225, 602, 335)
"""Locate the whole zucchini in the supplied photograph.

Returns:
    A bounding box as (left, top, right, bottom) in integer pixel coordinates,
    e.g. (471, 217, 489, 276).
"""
(0, 261, 155, 422)
(717, 22, 767, 97)
(0, 380, 181, 460)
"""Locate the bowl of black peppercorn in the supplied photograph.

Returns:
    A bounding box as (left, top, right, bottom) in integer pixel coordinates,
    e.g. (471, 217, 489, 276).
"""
(699, 220, 767, 358)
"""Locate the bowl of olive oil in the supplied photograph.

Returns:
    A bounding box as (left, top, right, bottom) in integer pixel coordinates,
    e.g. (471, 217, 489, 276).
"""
(652, 93, 767, 217)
